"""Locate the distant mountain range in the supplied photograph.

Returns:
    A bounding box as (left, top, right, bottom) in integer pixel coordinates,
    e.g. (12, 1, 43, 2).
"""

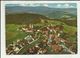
(6, 6, 77, 19)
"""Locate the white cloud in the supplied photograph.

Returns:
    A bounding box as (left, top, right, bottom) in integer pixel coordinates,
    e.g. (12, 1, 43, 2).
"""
(18, 3, 49, 7)
(65, 4, 76, 8)
(57, 4, 62, 7)
(57, 4, 70, 8)
(43, 4, 49, 7)
(56, 4, 75, 8)
(19, 4, 27, 6)
(70, 5, 75, 8)
(28, 4, 35, 6)
(18, 3, 39, 7)
(64, 4, 70, 8)
(63, 4, 75, 8)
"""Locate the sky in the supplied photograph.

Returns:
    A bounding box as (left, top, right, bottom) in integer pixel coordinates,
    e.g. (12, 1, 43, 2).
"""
(6, 2, 77, 8)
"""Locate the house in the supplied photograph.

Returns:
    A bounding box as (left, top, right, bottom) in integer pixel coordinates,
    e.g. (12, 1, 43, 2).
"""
(51, 44, 63, 53)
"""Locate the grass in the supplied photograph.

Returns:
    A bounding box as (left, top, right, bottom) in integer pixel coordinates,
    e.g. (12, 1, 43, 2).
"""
(6, 24, 27, 46)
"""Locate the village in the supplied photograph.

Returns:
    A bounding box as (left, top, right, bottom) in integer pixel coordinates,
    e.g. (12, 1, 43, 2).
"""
(6, 24, 76, 54)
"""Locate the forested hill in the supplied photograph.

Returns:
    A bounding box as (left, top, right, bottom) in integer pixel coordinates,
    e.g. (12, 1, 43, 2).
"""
(6, 13, 49, 24)
(6, 13, 77, 27)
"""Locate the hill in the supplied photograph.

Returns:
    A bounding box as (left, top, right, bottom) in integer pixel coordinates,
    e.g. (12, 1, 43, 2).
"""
(6, 13, 77, 27)
(6, 13, 49, 24)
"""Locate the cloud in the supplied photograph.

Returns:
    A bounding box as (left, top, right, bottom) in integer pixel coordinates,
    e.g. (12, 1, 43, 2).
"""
(70, 5, 75, 8)
(56, 4, 70, 8)
(57, 4, 62, 7)
(56, 4, 76, 8)
(19, 4, 27, 6)
(18, 3, 49, 7)
(63, 4, 70, 8)
(18, 3, 38, 7)
(63, 4, 75, 8)
(43, 4, 49, 7)
(65, 4, 69, 7)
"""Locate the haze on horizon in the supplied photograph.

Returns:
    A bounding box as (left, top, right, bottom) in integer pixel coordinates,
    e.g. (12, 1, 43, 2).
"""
(6, 3, 76, 8)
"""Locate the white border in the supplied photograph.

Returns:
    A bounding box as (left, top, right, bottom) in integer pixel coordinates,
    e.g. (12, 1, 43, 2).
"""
(1, 1, 80, 58)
